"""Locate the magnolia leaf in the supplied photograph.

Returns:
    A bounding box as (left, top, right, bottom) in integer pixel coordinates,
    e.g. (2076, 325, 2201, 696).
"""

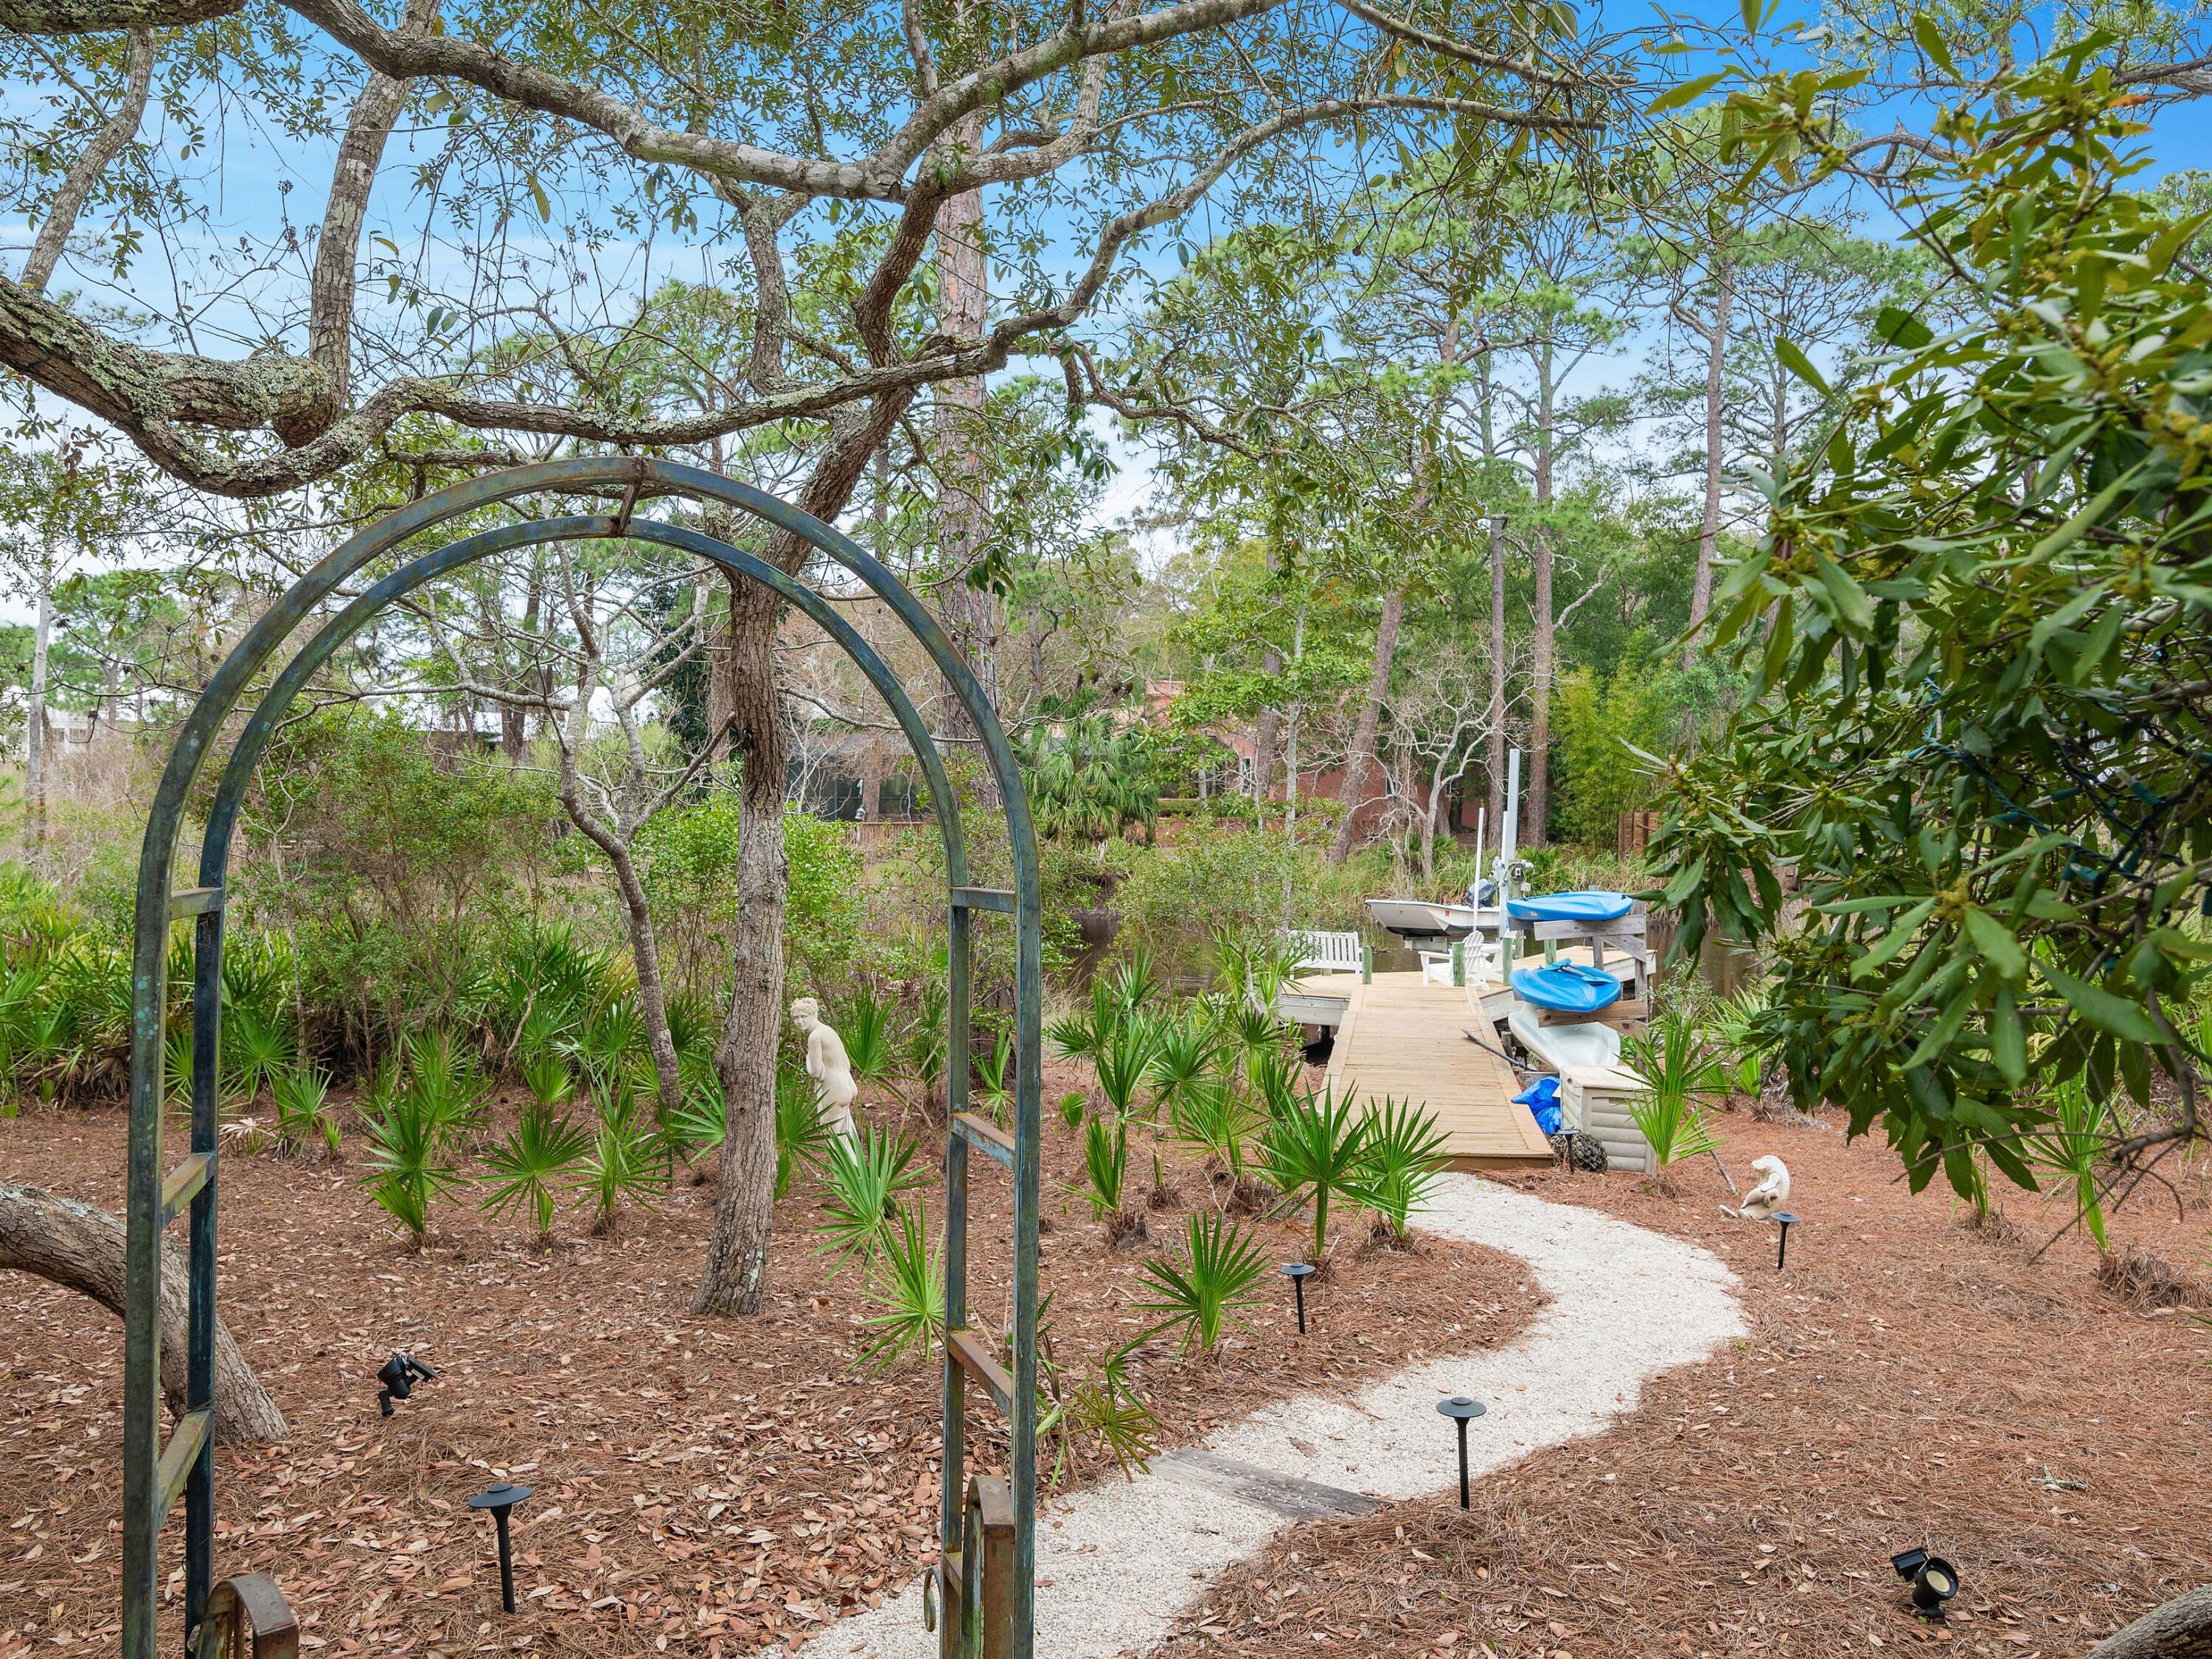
(2039, 961, 2162, 1046)
(1962, 907, 2025, 981)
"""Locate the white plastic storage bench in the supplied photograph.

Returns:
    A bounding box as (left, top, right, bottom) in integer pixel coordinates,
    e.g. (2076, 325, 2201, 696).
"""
(1559, 1068, 1655, 1174)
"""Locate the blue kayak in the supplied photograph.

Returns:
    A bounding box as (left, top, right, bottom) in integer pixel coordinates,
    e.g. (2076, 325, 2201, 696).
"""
(1506, 889, 1635, 925)
(1511, 961, 1624, 1015)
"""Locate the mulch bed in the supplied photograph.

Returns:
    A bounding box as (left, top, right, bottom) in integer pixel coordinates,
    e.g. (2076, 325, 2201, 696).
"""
(1158, 1110, 2212, 1658)
(0, 1065, 1539, 1659)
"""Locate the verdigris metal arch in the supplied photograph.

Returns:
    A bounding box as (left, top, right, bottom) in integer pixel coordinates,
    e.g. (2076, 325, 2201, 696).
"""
(196, 515, 970, 902)
(124, 460, 1041, 1659)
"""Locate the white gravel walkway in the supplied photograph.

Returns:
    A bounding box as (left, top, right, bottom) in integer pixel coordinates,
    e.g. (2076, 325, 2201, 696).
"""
(799, 1173, 1744, 1658)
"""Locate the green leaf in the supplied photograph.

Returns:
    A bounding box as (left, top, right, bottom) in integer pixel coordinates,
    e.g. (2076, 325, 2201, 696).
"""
(1875, 306, 1933, 349)
(2039, 960, 2163, 1045)
(1851, 896, 1937, 980)
(2028, 580, 2108, 651)
(1962, 908, 2026, 981)
(2031, 466, 2140, 560)
(1812, 549, 1874, 630)
(1775, 338, 1830, 395)
(1649, 72, 1728, 114)
(1990, 983, 2026, 1085)
(1910, 13, 1958, 73)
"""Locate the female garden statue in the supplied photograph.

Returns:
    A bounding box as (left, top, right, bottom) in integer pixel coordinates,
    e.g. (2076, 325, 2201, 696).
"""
(789, 998, 860, 1139)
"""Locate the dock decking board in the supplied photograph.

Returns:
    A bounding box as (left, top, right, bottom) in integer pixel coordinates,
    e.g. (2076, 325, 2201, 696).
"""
(1298, 970, 1551, 1166)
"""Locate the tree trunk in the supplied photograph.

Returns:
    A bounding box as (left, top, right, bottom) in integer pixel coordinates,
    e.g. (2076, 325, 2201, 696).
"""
(691, 394, 912, 1318)
(28, 538, 52, 858)
(0, 1182, 287, 1444)
(1688, 251, 1733, 637)
(933, 116, 999, 754)
(1527, 524, 1554, 850)
(1527, 337, 1557, 852)
(564, 799, 684, 1120)
(1253, 682, 1280, 809)
(1329, 586, 1406, 863)
(2088, 1587, 2212, 1658)
(693, 576, 788, 1318)
(1486, 514, 1506, 838)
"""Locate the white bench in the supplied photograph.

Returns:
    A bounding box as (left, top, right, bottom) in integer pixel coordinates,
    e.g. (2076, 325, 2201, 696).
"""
(1283, 928, 1363, 975)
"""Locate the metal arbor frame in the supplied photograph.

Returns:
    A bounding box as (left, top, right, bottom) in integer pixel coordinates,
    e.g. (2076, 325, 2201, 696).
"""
(121, 459, 1043, 1659)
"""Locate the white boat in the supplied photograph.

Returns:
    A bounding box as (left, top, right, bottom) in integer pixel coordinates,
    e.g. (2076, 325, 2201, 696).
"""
(1364, 897, 1491, 941)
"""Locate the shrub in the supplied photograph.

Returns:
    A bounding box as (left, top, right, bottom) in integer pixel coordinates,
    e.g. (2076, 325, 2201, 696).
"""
(522, 1047, 574, 1112)
(975, 1029, 1015, 1125)
(224, 1005, 294, 1105)
(816, 1125, 925, 1270)
(858, 1203, 945, 1372)
(2025, 1074, 2116, 1248)
(571, 1085, 670, 1238)
(1170, 1074, 1259, 1192)
(1705, 987, 1772, 1102)
(908, 977, 947, 1113)
(1624, 1016, 1724, 1179)
(271, 1064, 342, 1158)
(774, 1065, 831, 1198)
(1114, 822, 1367, 979)
(361, 1082, 465, 1246)
(1256, 1083, 1371, 1262)
(403, 1029, 488, 1144)
(1134, 1211, 1268, 1352)
(1058, 1088, 1088, 1128)
(839, 984, 905, 1097)
(1080, 1110, 1142, 1244)
(481, 1102, 591, 1242)
(1352, 1096, 1451, 1244)
(1037, 1304, 1158, 1486)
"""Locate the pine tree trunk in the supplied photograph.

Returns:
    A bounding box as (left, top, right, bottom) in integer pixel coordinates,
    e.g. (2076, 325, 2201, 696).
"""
(1330, 587, 1406, 864)
(2088, 1588, 2212, 1658)
(28, 540, 52, 859)
(1527, 524, 1554, 850)
(0, 1183, 287, 1444)
(1689, 252, 1734, 636)
(1486, 515, 1507, 837)
(1253, 669, 1280, 810)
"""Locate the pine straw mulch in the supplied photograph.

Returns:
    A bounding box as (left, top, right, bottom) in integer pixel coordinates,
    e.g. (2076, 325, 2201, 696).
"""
(1158, 1111, 2212, 1659)
(0, 1071, 1539, 1659)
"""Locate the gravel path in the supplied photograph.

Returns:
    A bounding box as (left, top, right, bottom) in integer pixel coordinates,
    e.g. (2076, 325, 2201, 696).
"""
(799, 1173, 1745, 1658)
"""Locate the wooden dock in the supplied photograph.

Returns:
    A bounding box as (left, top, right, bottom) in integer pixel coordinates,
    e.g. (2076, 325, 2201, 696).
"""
(1294, 970, 1551, 1169)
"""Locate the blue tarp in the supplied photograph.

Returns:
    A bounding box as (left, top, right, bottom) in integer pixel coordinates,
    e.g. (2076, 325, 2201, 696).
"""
(1512, 1074, 1563, 1136)
(1510, 961, 1624, 1014)
(1506, 889, 1635, 924)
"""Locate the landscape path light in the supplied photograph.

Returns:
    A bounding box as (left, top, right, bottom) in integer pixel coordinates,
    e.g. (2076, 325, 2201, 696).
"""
(1281, 1262, 1316, 1334)
(375, 1353, 437, 1417)
(470, 1484, 533, 1614)
(1436, 1396, 1486, 1509)
(1770, 1211, 1800, 1270)
(1890, 1547, 1958, 1618)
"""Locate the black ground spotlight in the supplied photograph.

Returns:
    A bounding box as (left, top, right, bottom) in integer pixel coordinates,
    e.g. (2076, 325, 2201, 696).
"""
(1890, 1547, 1959, 1618)
(1770, 1211, 1800, 1270)
(1436, 1396, 1487, 1509)
(375, 1352, 437, 1417)
(1281, 1262, 1316, 1334)
(470, 1484, 533, 1613)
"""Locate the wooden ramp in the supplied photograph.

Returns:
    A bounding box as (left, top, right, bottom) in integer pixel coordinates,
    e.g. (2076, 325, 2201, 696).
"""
(1299, 970, 1551, 1169)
